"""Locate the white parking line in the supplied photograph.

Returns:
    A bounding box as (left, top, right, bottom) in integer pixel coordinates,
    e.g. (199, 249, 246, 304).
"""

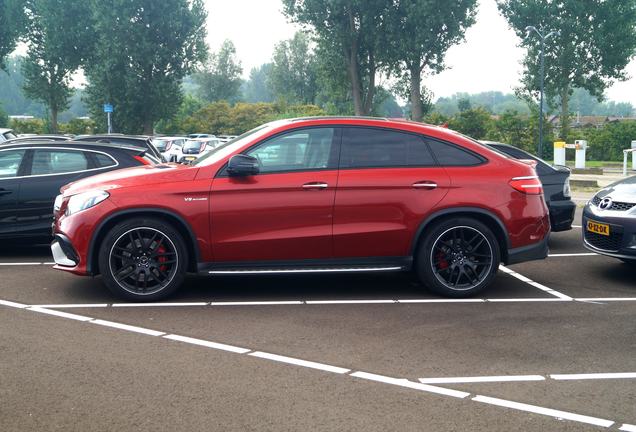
(350, 372, 470, 398)
(0, 262, 48, 266)
(620, 424, 636, 431)
(572, 225, 583, 228)
(250, 351, 350, 374)
(0, 298, 630, 430)
(499, 265, 573, 300)
(112, 302, 209, 307)
(548, 253, 597, 257)
(35, 303, 110, 308)
(551, 372, 636, 381)
(472, 395, 614, 428)
(209, 301, 304, 306)
(306, 299, 395, 304)
(419, 375, 545, 384)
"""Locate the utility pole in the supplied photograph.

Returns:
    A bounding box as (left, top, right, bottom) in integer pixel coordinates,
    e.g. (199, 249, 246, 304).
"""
(525, 26, 560, 159)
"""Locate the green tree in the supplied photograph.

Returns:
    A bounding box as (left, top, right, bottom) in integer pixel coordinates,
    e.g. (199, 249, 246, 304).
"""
(283, 0, 391, 116)
(243, 63, 274, 103)
(194, 39, 243, 103)
(20, 0, 92, 132)
(0, 105, 8, 127)
(498, 0, 636, 140)
(387, 0, 477, 121)
(448, 107, 493, 140)
(0, 0, 25, 69)
(85, 0, 207, 134)
(269, 32, 317, 105)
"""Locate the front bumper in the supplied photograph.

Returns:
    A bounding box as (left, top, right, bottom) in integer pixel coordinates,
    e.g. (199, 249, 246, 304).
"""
(549, 199, 576, 232)
(582, 206, 636, 259)
(51, 234, 80, 267)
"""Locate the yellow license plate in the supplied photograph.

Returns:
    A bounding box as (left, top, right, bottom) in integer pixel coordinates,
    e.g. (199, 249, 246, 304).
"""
(185, 156, 196, 161)
(587, 220, 610, 236)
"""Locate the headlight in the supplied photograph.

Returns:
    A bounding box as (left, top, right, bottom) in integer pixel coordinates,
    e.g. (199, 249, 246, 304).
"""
(65, 190, 109, 216)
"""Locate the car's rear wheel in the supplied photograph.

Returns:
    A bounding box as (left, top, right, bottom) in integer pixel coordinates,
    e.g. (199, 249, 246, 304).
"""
(98, 218, 187, 301)
(416, 218, 500, 297)
(620, 258, 636, 265)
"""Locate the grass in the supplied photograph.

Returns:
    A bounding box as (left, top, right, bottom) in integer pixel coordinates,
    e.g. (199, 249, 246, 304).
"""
(565, 160, 624, 168)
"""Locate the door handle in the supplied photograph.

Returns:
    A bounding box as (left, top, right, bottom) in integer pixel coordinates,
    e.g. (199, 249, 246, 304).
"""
(302, 182, 329, 190)
(0, 189, 12, 196)
(412, 181, 438, 190)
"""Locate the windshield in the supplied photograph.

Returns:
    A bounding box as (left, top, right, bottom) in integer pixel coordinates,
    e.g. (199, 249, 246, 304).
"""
(192, 124, 275, 166)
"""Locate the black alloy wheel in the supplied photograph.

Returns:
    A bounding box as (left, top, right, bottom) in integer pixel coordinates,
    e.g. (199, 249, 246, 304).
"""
(99, 218, 187, 301)
(417, 218, 500, 297)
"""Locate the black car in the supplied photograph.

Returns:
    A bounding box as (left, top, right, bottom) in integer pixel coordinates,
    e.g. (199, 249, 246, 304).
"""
(4, 135, 73, 144)
(482, 141, 576, 232)
(583, 176, 636, 263)
(74, 134, 165, 163)
(0, 140, 155, 241)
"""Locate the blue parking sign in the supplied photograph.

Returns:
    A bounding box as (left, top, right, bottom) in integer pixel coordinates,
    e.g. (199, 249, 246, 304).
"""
(103, 104, 113, 113)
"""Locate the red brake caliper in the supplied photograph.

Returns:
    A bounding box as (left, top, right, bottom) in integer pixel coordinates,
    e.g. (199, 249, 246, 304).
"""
(436, 250, 449, 270)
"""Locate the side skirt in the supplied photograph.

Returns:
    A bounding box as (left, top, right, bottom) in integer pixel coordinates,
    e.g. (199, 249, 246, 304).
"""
(197, 257, 412, 275)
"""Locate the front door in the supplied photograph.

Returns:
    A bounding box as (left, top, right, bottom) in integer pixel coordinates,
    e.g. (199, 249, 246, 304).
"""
(211, 127, 339, 263)
(0, 149, 27, 237)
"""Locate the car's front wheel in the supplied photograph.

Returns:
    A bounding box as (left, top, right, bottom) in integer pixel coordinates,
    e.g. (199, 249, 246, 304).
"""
(98, 218, 188, 301)
(416, 218, 500, 297)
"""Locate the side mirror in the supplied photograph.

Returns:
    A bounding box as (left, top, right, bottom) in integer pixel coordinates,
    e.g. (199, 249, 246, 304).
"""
(227, 154, 259, 176)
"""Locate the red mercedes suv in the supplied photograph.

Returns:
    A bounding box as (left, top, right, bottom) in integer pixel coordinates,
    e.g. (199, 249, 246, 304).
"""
(51, 117, 550, 301)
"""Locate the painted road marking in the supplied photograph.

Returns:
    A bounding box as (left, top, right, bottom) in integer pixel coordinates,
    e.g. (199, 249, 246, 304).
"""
(419, 375, 545, 384)
(499, 265, 573, 300)
(548, 253, 597, 257)
(163, 334, 251, 354)
(24, 296, 636, 309)
(250, 351, 350, 374)
(620, 424, 636, 431)
(551, 372, 636, 381)
(0, 298, 631, 430)
(0, 262, 48, 266)
(350, 372, 470, 398)
(472, 395, 614, 428)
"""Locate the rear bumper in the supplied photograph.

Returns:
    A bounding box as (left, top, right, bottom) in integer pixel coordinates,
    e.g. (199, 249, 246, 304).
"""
(549, 199, 576, 232)
(506, 235, 549, 265)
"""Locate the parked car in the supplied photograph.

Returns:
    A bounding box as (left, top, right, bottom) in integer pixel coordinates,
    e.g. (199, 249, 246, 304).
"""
(583, 176, 636, 263)
(0, 140, 156, 242)
(179, 137, 221, 163)
(4, 135, 73, 144)
(152, 136, 186, 162)
(188, 133, 214, 139)
(0, 129, 17, 142)
(482, 141, 575, 231)
(51, 117, 550, 301)
(217, 135, 238, 143)
(74, 134, 164, 163)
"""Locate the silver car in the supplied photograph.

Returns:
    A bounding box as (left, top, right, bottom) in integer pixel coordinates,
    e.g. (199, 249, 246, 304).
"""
(583, 175, 636, 264)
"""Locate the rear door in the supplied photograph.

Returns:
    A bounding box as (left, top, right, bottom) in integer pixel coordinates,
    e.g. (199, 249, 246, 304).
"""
(211, 127, 339, 262)
(0, 148, 28, 236)
(333, 127, 451, 258)
(16, 148, 97, 237)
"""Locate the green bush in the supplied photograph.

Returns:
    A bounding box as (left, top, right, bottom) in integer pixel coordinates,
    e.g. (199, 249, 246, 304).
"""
(8, 118, 46, 134)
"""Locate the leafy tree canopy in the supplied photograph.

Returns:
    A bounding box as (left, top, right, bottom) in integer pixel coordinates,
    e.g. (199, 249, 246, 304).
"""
(193, 39, 243, 103)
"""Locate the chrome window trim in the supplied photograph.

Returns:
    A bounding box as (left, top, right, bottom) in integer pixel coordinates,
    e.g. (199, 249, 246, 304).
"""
(0, 146, 119, 180)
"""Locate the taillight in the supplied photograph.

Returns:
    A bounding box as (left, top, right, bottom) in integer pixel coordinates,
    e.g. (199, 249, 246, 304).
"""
(134, 155, 152, 165)
(509, 176, 543, 195)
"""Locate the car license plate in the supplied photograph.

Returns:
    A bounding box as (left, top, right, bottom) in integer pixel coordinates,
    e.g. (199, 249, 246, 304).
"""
(185, 156, 196, 161)
(587, 220, 610, 236)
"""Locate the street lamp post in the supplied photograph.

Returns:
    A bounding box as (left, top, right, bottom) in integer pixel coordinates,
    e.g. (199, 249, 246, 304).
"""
(525, 26, 560, 159)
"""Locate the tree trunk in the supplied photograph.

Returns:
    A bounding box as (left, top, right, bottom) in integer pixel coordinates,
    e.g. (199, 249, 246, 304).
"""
(362, 51, 376, 116)
(50, 107, 58, 134)
(143, 118, 153, 136)
(409, 65, 422, 121)
(346, 10, 364, 116)
(560, 87, 570, 141)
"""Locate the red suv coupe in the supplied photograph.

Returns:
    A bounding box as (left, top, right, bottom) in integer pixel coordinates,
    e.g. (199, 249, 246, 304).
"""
(52, 117, 550, 301)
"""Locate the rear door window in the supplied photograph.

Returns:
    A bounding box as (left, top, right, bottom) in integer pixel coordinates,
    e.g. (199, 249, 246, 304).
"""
(31, 149, 89, 175)
(340, 127, 436, 168)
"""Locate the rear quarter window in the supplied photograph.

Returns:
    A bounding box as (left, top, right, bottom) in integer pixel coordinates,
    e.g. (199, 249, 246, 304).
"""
(426, 138, 484, 166)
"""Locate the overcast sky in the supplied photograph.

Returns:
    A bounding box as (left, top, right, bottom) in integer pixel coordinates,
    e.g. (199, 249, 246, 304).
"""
(204, 0, 636, 104)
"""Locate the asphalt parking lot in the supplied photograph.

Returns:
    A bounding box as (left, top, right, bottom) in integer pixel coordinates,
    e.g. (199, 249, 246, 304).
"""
(1, 207, 634, 432)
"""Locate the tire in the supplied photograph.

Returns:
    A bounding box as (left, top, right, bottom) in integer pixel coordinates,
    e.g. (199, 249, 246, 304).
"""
(98, 218, 188, 301)
(415, 217, 500, 298)
(620, 258, 636, 265)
